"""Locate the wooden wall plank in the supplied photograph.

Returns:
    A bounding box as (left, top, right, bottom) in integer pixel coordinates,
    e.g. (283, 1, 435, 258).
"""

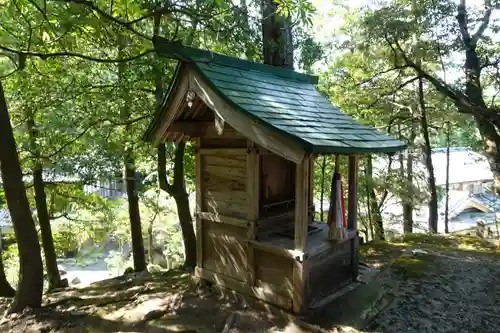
(202, 221, 248, 281)
(205, 164, 246, 180)
(198, 212, 247, 227)
(204, 155, 246, 168)
(202, 150, 248, 219)
(195, 267, 293, 310)
(203, 189, 247, 205)
(205, 200, 248, 219)
(254, 248, 294, 298)
(204, 175, 246, 192)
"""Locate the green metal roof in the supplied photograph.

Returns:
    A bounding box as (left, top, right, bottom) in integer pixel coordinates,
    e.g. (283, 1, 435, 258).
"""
(148, 37, 406, 154)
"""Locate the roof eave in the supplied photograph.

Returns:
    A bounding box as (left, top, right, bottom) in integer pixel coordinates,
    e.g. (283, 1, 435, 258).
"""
(142, 62, 183, 143)
(309, 143, 407, 155)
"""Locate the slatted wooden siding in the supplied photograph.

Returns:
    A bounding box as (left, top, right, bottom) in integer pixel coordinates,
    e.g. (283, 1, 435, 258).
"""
(254, 248, 294, 302)
(195, 133, 299, 311)
(203, 153, 248, 219)
(202, 221, 248, 281)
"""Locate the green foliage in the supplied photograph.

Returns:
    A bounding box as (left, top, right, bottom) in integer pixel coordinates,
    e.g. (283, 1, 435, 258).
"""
(3, 235, 19, 288)
(0, 187, 4, 207)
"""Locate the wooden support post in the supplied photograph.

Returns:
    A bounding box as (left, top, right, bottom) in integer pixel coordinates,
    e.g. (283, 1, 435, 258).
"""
(347, 155, 358, 230)
(293, 155, 310, 313)
(195, 139, 204, 269)
(246, 141, 259, 286)
(308, 156, 315, 223)
(327, 154, 340, 240)
(347, 155, 359, 281)
(294, 155, 310, 251)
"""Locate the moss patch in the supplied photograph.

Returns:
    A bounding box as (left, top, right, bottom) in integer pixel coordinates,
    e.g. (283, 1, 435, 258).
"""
(390, 254, 437, 279)
(360, 241, 409, 267)
(385, 233, 499, 257)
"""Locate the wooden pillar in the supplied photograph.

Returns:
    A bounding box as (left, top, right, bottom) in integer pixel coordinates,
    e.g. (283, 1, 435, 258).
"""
(195, 138, 204, 269)
(246, 141, 259, 285)
(347, 155, 359, 281)
(347, 155, 358, 229)
(293, 155, 309, 313)
(294, 155, 310, 251)
(308, 156, 315, 222)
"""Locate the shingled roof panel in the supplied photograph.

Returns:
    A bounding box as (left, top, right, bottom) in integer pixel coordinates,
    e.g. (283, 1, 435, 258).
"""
(150, 38, 407, 154)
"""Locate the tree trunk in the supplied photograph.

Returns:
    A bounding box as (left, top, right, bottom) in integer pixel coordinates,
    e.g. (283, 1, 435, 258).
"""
(124, 161, 146, 272)
(320, 156, 326, 221)
(0, 234, 15, 297)
(463, 46, 500, 194)
(403, 145, 414, 234)
(444, 122, 451, 234)
(0, 81, 43, 312)
(26, 113, 64, 291)
(154, 13, 197, 270)
(173, 190, 197, 269)
(33, 167, 65, 289)
(418, 83, 438, 233)
(261, 0, 293, 68)
(413, 0, 438, 233)
(158, 144, 197, 270)
(117, 34, 146, 273)
(366, 156, 385, 240)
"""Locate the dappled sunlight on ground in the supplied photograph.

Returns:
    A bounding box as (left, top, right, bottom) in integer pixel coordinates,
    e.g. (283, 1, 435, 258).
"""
(0, 269, 314, 333)
(0, 234, 499, 333)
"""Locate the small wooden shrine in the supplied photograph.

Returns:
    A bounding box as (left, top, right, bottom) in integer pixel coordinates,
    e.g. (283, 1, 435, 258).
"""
(145, 37, 406, 313)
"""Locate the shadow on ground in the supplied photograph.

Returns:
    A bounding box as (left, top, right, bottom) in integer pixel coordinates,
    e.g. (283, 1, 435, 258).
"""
(1, 234, 499, 333)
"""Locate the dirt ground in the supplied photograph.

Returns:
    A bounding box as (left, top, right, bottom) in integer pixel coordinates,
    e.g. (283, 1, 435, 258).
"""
(0, 234, 499, 333)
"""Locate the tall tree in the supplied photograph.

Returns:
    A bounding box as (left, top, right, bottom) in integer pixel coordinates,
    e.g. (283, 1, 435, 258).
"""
(366, 155, 385, 240)
(412, 0, 438, 233)
(0, 80, 43, 312)
(369, 0, 500, 193)
(25, 105, 65, 290)
(155, 12, 198, 270)
(118, 35, 146, 272)
(444, 121, 451, 234)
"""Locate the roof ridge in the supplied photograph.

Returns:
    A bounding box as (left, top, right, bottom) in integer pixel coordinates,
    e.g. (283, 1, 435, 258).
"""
(152, 36, 318, 84)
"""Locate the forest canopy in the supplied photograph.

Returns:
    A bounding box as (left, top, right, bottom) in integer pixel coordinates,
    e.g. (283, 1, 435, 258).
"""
(0, 0, 498, 313)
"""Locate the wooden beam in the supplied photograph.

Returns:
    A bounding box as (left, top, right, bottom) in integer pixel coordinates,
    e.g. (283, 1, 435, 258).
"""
(197, 211, 248, 227)
(294, 155, 310, 252)
(347, 155, 358, 230)
(347, 155, 359, 282)
(199, 148, 247, 155)
(292, 155, 310, 314)
(153, 66, 189, 145)
(190, 102, 206, 119)
(246, 141, 259, 286)
(195, 139, 203, 269)
(166, 121, 212, 137)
